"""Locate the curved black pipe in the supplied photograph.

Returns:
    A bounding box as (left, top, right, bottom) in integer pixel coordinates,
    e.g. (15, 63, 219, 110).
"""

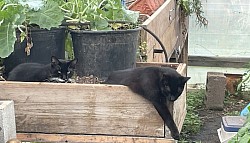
(140, 26, 169, 62)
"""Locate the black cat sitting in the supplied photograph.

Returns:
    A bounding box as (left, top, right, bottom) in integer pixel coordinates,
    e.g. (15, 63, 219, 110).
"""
(103, 66, 190, 140)
(7, 56, 77, 82)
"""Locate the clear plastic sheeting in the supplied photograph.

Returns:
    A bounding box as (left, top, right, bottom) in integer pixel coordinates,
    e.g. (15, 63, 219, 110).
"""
(189, 0, 250, 58)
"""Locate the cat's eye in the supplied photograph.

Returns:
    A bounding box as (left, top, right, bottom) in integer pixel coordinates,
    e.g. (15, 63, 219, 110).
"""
(58, 71, 61, 74)
(67, 71, 71, 75)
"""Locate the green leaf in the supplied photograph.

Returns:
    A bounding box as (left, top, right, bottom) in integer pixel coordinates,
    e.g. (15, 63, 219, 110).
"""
(65, 33, 73, 60)
(0, 4, 24, 23)
(0, 22, 16, 58)
(228, 134, 239, 143)
(27, 0, 64, 29)
(14, 12, 25, 26)
(19, 31, 26, 42)
(237, 126, 248, 137)
(0, 1, 5, 9)
(11, 5, 26, 25)
(248, 106, 250, 112)
(89, 15, 109, 30)
(62, 0, 139, 30)
(122, 9, 139, 23)
(0, 4, 24, 58)
(239, 133, 250, 143)
(4, 0, 19, 4)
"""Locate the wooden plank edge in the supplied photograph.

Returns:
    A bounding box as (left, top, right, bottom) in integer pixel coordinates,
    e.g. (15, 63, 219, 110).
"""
(142, 0, 173, 26)
(178, 107, 187, 131)
(136, 62, 180, 68)
(188, 56, 250, 68)
(166, 106, 187, 134)
(169, 29, 188, 61)
(17, 133, 175, 143)
(176, 63, 186, 76)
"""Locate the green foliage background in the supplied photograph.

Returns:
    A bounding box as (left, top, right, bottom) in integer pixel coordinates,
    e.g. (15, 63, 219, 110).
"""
(0, 0, 64, 58)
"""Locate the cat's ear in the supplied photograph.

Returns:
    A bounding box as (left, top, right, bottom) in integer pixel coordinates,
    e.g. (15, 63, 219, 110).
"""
(181, 76, 190, 84)
(69, 58, 78, 68)
(51, 56, 60, 65)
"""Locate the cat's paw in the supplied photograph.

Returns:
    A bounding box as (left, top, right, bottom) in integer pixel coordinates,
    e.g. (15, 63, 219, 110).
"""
(47, 77, 66, 83)
(67, 78, 75, 83)
(172, 132, 180, 140)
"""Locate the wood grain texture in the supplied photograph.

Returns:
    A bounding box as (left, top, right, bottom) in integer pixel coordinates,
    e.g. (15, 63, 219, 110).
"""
(0, 82, 164, 137)
(178, 33, 188, 64)
(17, 133, 175, 143)
(171, 63, 187, 131)
(141, 0, 176, 62)
(170, 4, 189, 63)
(136, 62, 180, 69)
(0, 63, 187, 142)
(140, 0, 188, 63)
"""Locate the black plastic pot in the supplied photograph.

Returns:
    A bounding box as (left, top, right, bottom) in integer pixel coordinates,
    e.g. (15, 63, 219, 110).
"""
(70, 28, 141, 80)
(3, 28, 66, 76)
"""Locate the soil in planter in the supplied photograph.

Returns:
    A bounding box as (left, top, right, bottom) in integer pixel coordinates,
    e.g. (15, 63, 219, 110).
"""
(73, 75, 104, 84)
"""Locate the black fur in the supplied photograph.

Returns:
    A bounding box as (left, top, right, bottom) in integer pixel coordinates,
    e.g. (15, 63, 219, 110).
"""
(103, 66, 190, 140)
(7, 56, 77, 82)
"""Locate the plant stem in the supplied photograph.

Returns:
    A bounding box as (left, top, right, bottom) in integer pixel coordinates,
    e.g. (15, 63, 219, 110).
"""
(1, 3, 18, 11)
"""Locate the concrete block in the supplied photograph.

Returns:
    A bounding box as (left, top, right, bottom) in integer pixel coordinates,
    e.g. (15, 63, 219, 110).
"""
(0, 100, 16, 143)
(205, 72, 226, 110)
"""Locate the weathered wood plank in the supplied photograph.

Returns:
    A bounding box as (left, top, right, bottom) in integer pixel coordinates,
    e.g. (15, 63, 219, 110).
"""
(170, 63, 187, 131)
(177, 33, 188, 64)
(173, 86, 187, 131)
(170, 4, 189, 63)
(0, 82, 164, 137)
(141, 0, 176, 62)
(188, 56, 250, 68)
(142, 0, 175, 36)
(17, 133, 175, 143)
(0, 63, 187, 142)
(136, 62, 180, 69)
(140, 0, 189, 63)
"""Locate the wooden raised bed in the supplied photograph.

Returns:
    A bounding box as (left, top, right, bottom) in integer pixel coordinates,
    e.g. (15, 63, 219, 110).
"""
(0, 63, 187, 143)
(139, 0, 188, 63)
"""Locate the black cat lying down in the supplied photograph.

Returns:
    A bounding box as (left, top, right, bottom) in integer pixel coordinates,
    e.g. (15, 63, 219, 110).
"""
(103, 66, 190, 140)
(7, 56, 77, 82)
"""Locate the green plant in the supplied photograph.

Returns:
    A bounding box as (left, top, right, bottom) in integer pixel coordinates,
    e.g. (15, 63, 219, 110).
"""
(178, 0, 208, 26)
(237, 72, 250, 93)
(229, 110, 250, 143)
(236, 62, 250, 96)
(137, 41, 147, 62)
(0, 0, 64, 58)
(60, 0, 139, 30)
(65, 33, 74, 60)
(226, 111, 241, 116)
(180, 89, 205, 140)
